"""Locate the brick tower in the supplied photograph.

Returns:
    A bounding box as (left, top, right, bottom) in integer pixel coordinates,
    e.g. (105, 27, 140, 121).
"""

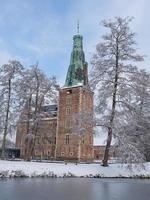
(55, 26, 94, 162)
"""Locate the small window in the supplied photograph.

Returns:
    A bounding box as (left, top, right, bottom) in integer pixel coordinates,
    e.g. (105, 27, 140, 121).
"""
(61, 152, 65, 156)
(54, 137, 56, 144)
(47, 151, 51, 156)
(70, 152, 73, 156)
(64, 134, 69, 145)
(66, 95, 72, 105)
(66, 107, 71, 115)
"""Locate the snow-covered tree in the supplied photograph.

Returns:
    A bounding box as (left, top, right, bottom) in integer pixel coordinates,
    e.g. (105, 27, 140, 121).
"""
(90, 17, 144, 166)
(115, 69, 150, 163)
(0, 138, 15, 148)
(19, 64, 58, 161)
(0, 60, 24, 159)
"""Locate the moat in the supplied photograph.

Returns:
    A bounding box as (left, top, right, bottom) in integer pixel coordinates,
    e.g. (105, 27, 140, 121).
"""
(0, 178, 150, 200)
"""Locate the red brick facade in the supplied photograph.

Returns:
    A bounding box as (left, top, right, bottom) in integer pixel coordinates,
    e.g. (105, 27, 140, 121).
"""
(55, 86, 94, 161)
(16, 85, 94, 162)
(16, 118, 57, 160)
(94, 145, 116, 160)
(16, 32, 95, 162)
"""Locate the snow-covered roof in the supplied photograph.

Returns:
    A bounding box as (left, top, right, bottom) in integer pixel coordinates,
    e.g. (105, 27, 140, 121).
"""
(61, 83, 83, 89)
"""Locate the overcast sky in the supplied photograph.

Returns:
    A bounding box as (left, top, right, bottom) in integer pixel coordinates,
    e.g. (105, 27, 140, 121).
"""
(0, 0, 150, 85)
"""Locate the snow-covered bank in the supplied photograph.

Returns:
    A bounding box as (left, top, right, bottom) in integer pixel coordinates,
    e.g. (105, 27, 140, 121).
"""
(0, 160, 150, 178)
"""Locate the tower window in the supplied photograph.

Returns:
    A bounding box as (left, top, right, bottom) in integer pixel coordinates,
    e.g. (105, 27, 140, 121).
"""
(66, 107, 71, 115)
(64, 134, 69, 145)
(66, 95, 72, 105)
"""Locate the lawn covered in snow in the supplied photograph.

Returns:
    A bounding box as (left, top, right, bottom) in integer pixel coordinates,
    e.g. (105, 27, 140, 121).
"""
(0, 160, 150, 178)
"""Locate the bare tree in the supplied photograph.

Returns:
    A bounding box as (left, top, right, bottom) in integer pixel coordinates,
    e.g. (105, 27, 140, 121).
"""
(91, 17, 144, 166)
(0, 60, 24, 159)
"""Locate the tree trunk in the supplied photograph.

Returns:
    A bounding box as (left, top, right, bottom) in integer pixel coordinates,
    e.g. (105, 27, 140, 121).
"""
(78, 137, 81, 162)
(24, 94, 32, 161)
(24, 68, 40, 161)
(26, 74, 39, 161)
(102, 76, 118, 166)
(1, 78, 11, 159)
(26, 94, 32, 135)
(102, 39, 119, 166)
(102, 127, 113, 166)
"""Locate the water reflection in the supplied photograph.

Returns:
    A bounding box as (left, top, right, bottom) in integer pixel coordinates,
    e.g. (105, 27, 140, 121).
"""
(0, 178, 150, 200)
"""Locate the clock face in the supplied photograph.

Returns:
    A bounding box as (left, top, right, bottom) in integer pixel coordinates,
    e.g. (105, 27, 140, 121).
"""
(75, 68, 84, 81)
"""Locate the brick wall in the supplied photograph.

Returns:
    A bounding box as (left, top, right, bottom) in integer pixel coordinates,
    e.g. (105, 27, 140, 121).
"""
(93, 145, 117, 160)
(16, 118, 57, 160)
(56, 86, 94, 162)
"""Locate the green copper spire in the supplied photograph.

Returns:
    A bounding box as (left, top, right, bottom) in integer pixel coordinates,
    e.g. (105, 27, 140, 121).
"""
(77, 19, 79, 34)
(64, 24, 88, 87)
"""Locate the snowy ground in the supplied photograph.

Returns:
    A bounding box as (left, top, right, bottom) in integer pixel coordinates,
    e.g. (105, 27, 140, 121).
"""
(0, 160, 150, 178)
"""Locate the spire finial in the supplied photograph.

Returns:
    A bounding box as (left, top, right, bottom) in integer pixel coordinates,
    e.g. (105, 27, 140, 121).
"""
(77, 19, 79, 34)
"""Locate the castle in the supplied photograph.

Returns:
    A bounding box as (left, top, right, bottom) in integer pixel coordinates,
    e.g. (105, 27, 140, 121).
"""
(16, 29, 94, 162)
